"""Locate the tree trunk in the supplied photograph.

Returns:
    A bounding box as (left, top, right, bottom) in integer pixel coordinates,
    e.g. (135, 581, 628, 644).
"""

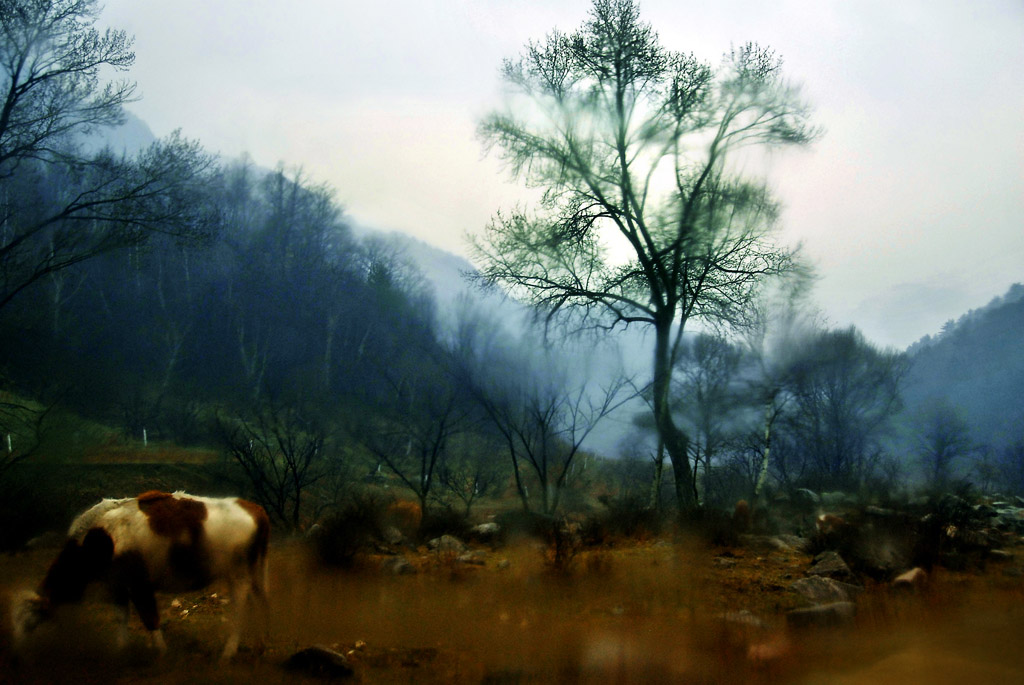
(652, 322, 696, 512)
(648, 438, 665, 510)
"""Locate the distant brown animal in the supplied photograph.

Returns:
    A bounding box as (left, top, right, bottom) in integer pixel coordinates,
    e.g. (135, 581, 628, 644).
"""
(385, 499, 423, 538)
(816, 513, 847, 537)
(11, 491, 270, 660)
(733, 500, 752, 533)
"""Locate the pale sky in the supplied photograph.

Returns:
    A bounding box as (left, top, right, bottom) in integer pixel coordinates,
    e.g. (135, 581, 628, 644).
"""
(100, 0, 1024, 349)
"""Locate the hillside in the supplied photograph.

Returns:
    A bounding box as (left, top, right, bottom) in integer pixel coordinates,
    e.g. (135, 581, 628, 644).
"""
(902, 283, 1024, 448)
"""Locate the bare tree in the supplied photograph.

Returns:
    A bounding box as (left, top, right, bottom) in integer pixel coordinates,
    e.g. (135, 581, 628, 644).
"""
(219, 404, 328, 530)
(916, 399, 973, 492)
(674, 333, 744, 505)
(437, 435, 507, 517)
(0, 0, 216, 312)
(471, 0, 817, 510)
(778, 327, 907, 492)
(472, 338, 634, 515)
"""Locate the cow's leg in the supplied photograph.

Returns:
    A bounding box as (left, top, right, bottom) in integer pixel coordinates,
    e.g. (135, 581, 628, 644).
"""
(115, 602, 131, 650)
(221, 576, 251, 660)
(130, 586, 165, 653)
(114, 553, 165, 654)
(250, 557, 270, 653)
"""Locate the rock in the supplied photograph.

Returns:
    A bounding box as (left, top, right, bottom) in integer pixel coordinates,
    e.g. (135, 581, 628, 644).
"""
(428, 534, 467, 554)
(496, 559, 511, 570)
(381, 556, 416, 575)
(807, 551, 856, 582)
(794, 488, 821, 506)
(892, 567, 927, 589)
(988, 549, 1014, 562)
(283, 645, 355, 679)
(786, 601, 856, 629)
(774, 534, 812, 553)
(457, 550, 487, 565)
(382, 526, 406, 546)
(789, 576, 862, 604)
(718, 610, 767, 630)
(739, 534, 807, 552)
(714, 556, 737, 568)
(864, 505, 897, 517)
(470, 522, 501, 542)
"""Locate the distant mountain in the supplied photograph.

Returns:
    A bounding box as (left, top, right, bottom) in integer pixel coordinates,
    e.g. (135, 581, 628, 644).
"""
(80, 110, 158, 156)
(901, 282, 1024, 448)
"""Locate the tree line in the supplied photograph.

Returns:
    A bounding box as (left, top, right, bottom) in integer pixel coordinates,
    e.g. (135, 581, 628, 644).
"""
(2, 1, 1021, 539)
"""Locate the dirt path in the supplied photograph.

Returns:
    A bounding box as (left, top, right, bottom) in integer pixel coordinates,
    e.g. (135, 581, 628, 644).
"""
(3, 537, 1022, 683)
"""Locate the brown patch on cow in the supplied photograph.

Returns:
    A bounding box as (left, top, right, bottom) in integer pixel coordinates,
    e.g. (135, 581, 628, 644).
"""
(136, 491, 208, 540)
(236, 499, 271, 567)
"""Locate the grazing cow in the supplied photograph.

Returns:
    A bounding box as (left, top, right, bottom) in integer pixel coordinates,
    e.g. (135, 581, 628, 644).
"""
(11, 491, 270, 660)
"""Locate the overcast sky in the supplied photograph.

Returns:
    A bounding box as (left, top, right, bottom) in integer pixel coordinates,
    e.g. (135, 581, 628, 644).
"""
(100, 0, 1024, 349)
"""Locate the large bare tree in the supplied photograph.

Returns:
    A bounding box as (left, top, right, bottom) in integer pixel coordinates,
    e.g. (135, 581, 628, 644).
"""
(471, 0, 817, 509)
(0, 0, 215, 311)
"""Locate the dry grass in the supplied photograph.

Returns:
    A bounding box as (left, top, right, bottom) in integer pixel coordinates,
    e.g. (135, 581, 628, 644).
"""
(1, 535, 1022, 684)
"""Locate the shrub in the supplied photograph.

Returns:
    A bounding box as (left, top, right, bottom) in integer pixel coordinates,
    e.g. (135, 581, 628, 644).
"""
(312, 491, 390, 568)
(419, 506, 471, 542)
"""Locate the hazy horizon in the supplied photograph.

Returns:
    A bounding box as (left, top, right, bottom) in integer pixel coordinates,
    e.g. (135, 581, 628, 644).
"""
(100, 0, 1024, 349)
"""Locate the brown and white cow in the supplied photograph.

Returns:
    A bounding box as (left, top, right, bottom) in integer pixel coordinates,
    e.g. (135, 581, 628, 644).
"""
(11, 490, 270, 660)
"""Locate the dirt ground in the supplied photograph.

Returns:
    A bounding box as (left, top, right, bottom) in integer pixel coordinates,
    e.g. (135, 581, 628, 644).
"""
(2, 535, 1023, 684)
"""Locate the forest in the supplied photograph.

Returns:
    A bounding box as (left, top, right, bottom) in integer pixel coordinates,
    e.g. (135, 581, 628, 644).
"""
(2, 2, 1023, 683)
(1, 0, 1022, 549)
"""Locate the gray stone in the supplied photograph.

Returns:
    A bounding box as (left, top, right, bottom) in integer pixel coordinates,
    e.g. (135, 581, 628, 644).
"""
(807, 550, 856, 582)
(283, 645, 355, 679)
(774, 534, 812, 553)
(794, 488, 820, 506)
(786, 601, 856, 629)
(457, 550, 487, 565)
(892, 567, 927, 589)
(471, 522, 501, 540)
(382, 556, 415, 575)
(382, 526, 406, 546)
(718, 610, 767, 630)
(789, 576, 862, 604)
(740, 534, 810, 553)
(428, 534, 467, 553)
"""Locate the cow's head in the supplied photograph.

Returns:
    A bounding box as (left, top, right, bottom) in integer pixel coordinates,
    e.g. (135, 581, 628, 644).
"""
(10, 589, 51, 649)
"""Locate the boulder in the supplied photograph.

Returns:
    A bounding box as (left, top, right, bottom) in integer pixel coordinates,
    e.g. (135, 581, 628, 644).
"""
(807, 550, 856, 583)
(457, 550, 487, 565)
(428, 535, 467, 554)
(786, 601, 856, 629)
(382, 526, 406, 546)
(381, 556, 416, 575)
(789, 576, 862, 604)
(283, 645, 355, 679)
(892, 567, 927, 590)
(470, 522, 501, 542)
(739, 534, 809, 553)
(794, 488, 821, 507)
